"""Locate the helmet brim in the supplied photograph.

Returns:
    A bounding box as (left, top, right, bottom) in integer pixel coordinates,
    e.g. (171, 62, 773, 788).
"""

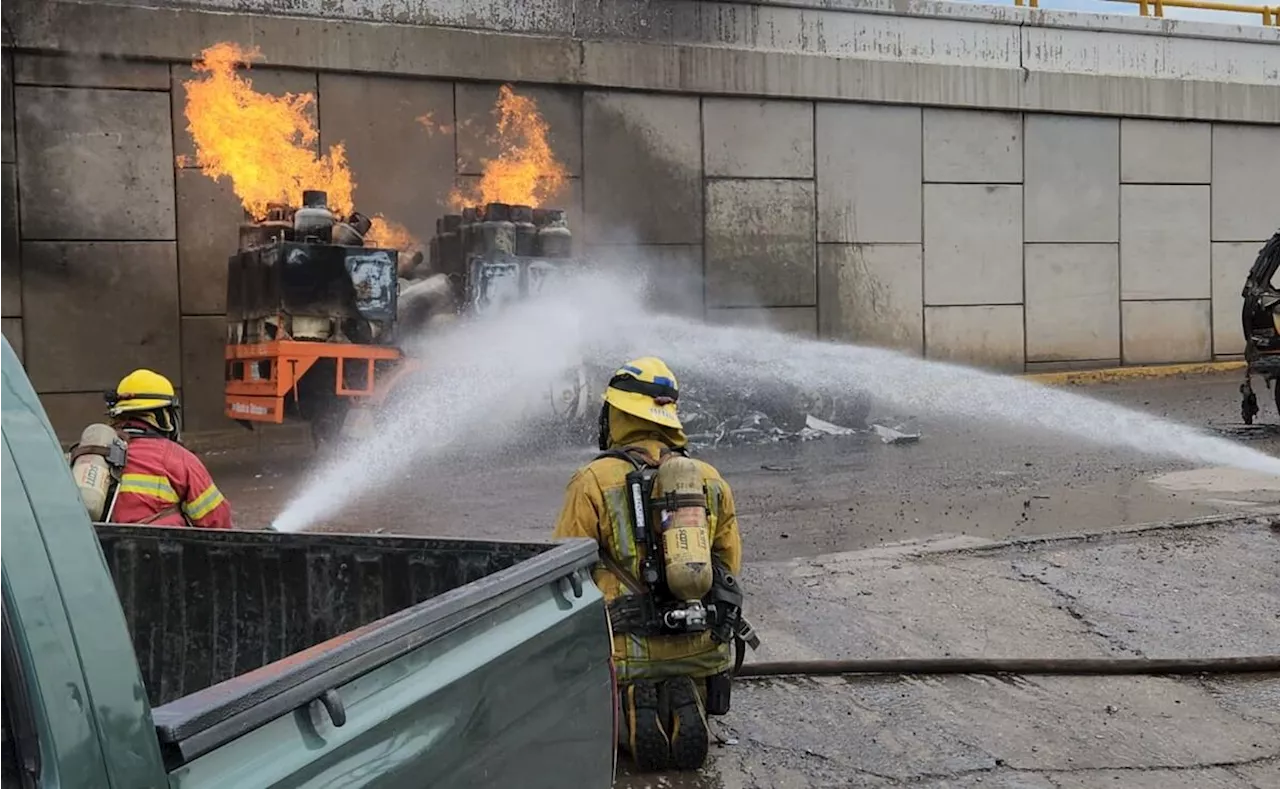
(603, 389, 682, 430)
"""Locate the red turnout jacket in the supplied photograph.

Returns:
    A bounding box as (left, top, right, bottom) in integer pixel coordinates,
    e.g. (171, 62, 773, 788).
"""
(111, 422, 232, 529)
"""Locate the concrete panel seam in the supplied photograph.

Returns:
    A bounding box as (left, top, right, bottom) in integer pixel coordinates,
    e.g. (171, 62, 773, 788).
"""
(711, 303, 819, 310)
(704, 175, 814, 182)
(1208, 129, 1215, 360)
(17, 235, 179, 243)
(919, 107, 926, 353)
(1115, 115, 1125, 366)
(700, 96, 708, 315)
(1021, 116, 1028, 368)
(811, 99, 820, 337)
(11, 80, 167, 93)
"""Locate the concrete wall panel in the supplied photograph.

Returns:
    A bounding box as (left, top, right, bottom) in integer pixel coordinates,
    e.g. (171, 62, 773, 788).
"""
(705, 179, 815, 308)
(703, 98, 814, 179)
(2, 163, 18, 316)
(1211, 124, 1280, 242)
(39, 392, 122, 443)
(1120, 185, 1210, 301)
(583, 92, 701, 244)
(172, 65, 317, 165)
(1025, 115, 1118, 243)
(925, 304, 1025, 371)
(455, 82, 581, 176)
(1120, 119, 1209, 184)
(181, 315, 226, 433)
(15, 54, 169, 90)
(176, 170, 241, 315)
(923, 109, 1021, 184)
(2, 53, 14, 164)
(706, 307, 816, 337)
(319, 74, 455, 247)
(1025, 243, 1120, 362)
(16, 86, 174, 240)
(818, 243, 923, 355)
(923, 184, 1022, 306)
(22, 241, 180, 392)
(1121, 300, 1212, 364)
(1211, 241, 1263, 357)
(1021, 25, 1280, 86)
(816, 104, 921, 244)
(2, 318, 22, 362)
(583, 244, 703, 318)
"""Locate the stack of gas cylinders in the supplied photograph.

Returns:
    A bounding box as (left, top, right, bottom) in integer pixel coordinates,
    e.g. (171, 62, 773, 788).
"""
(430, 203, 573, 286)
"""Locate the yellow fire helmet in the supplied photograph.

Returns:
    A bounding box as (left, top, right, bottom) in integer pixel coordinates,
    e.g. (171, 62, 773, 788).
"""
(603, 357, 682, 430)
(108, 369, 178, 416)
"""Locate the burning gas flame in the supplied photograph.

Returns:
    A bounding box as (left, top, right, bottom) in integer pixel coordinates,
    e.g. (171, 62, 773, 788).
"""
(449, 85, 568, 210)
(366, 216, 424, 274)
(182, 42, 355, 219)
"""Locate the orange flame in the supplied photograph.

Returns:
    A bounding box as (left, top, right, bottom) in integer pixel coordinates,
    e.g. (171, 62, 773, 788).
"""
(183, 42, 355, 219)
(366, 216, 424, 271)
(449, 85, 568, 210)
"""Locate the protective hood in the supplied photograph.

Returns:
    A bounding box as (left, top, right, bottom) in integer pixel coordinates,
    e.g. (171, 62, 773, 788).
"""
(607, 405, 689, 453)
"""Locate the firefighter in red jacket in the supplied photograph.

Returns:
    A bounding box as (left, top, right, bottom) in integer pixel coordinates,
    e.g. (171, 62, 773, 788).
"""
(105, 369, 232, 528)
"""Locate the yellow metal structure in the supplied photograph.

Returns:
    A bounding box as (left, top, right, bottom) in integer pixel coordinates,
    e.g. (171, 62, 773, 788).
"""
(1012, 0, 1277, 24)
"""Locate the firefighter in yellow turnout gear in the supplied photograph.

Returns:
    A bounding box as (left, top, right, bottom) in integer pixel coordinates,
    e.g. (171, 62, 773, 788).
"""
(554, 357, 757, 772)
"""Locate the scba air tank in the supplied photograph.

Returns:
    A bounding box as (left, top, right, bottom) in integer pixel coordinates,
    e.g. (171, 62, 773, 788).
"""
(71, 424, 121, 521)
(654, 455, 713, 601)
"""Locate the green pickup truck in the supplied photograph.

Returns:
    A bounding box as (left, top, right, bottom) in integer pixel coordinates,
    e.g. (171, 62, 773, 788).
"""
(0, 337, 616, 788)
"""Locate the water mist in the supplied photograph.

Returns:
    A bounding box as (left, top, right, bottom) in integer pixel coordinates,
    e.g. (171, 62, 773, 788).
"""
(271, 272, 1280, 532)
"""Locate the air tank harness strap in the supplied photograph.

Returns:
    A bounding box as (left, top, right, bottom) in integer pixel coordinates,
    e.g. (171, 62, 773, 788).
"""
(68, 444, 110, 462)
(599, 550, 662, 636)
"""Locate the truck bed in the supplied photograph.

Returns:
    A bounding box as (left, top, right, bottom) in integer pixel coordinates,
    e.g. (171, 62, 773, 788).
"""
(95, 526, 606, 769)
(97, 526, 551, 707)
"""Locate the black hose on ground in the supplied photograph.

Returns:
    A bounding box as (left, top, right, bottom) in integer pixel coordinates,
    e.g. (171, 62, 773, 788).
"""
(736, 655, 1280, 679)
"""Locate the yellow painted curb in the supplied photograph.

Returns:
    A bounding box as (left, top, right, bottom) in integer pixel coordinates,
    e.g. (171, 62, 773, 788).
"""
(1023, 361, 1246, 386)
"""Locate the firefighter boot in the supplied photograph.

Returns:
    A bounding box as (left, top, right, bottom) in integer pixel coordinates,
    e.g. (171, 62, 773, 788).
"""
(622, 681, 671, 771)
(665, 676, 710, 770)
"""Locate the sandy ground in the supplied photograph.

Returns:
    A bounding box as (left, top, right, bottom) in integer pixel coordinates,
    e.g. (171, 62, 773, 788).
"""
(197, 372, 1280, 788)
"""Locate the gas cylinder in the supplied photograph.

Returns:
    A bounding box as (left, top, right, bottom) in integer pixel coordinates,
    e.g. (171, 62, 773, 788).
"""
(511, 204, 537, 256)
(481, 202, 516, 255)
(71, 424, 121, 521)
(294, 190, 335, 242)
(537, 208, 572, 257)
(654, 455, 713, 601)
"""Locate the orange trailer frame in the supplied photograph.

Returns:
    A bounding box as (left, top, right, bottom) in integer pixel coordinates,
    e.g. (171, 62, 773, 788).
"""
(224, 340, 418, 425)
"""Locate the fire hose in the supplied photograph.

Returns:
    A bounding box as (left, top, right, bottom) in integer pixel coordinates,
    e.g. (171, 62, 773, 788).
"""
(736, 655, 1280, 679)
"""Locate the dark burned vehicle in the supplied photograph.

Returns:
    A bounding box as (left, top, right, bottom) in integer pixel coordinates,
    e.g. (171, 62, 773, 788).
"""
(1240, 232, 1280, 425)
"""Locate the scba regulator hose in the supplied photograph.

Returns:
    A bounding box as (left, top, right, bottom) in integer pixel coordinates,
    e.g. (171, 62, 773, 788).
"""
(736, 655, 1280, 679)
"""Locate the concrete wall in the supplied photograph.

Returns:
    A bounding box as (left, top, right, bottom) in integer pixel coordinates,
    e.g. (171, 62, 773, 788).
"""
(2, 0, 1278, 438)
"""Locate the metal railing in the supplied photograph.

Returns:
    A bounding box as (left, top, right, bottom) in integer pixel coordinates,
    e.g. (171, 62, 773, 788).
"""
(1012, 0, 1279, 25)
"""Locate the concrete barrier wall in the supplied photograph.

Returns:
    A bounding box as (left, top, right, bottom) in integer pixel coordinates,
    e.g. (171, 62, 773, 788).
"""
(2, 0, 1278, 438)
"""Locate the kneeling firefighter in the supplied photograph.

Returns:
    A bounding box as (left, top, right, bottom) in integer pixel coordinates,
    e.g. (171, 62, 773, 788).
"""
(69, 369, 232, 528)
(553, 357, 759, 772)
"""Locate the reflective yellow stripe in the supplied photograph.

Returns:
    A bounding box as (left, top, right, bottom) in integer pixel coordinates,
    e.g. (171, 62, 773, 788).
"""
(184, 484, 226, 521)
(118, 473, 180, 503)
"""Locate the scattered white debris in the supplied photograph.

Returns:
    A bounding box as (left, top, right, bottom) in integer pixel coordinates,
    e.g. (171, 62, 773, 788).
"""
(872, 423, 922, 444)
(805, 414, 859, 436)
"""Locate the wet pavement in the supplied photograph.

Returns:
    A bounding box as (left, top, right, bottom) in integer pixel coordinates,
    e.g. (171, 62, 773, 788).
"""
(204, 372, 1280, 558)
(631, 516, 1280, 789)
(194, 372, 1280, 788)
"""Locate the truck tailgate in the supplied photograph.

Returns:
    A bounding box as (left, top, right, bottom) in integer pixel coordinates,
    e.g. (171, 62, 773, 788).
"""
(97, 527, 613, 788)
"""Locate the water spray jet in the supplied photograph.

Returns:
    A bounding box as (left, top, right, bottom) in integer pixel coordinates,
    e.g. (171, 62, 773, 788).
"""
(270, 270, 1280, 534)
